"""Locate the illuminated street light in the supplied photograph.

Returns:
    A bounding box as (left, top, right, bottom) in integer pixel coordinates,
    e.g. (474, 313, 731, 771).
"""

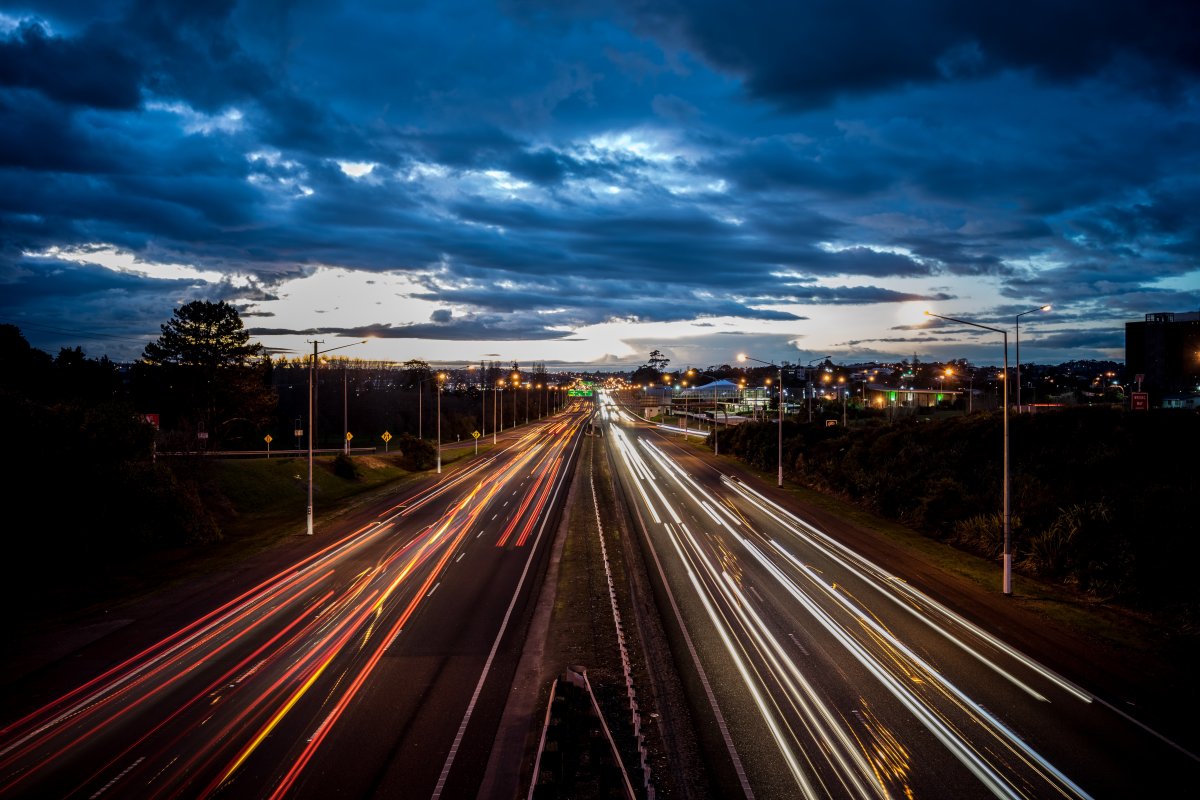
(925, 310, 1012, 595)
(495, 380, 504, 442)
(436, 372, 446, 474)
(694, 369, 727, 454)
(512, 375, 519, 429)
(838, 375, 847, 427)
(680, 379, 690, 439)
(1015, 304, 1052, 413)
(806, 356, 830, 422)
(738, 353, 784, 487)
(307, 338, 367, 536)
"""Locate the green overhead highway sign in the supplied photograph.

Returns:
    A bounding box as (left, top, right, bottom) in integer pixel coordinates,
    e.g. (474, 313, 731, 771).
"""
(568, 389, 593, 397)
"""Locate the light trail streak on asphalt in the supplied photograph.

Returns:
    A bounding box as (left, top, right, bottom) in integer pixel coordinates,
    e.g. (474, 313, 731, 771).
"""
(597, 389, 1119, 798)
(722, 477, 1093, 705)
(0, 408, 587, 799)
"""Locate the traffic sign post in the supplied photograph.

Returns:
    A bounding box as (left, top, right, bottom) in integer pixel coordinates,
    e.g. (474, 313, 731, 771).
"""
(264, 433, 272, 458)
(1131, 392, 1149, 411)
(472, 429, 481, 454)
(382, 430, 392, 453)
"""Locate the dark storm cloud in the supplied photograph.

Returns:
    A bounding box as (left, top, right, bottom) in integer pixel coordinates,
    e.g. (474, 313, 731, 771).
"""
(612, 0, 1200, 107)
(766, 285, 953, 306)
(250, 317, 576, 342)
(0, 19, 142, 108)
(406, 273, 803, 326)
(1027, 329, 1126, 350)
(2, 1, 1197, 363)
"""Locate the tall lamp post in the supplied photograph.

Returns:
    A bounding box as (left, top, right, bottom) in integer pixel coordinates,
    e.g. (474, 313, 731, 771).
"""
(1015, 304, 1051, 413)
(680, 380, 690, 439)
(511, 373, 520, 429)
(307, 338, 366, 536)
(695, 370, 727, 455)
(342, 365, 349, 454)
(476, 365, 484, 446)
(925, 311, 1012, 595)
(436, 372, 445, 474)
(805, 356, 830, 422)
(838, 376, 847, 427)
(495, 380, 504, 441)
(738, 353, 784, 488)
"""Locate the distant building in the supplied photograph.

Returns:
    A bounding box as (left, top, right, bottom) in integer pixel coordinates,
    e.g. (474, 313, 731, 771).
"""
(863, 383, 961, 410)
(1124, 311, 1200, 403)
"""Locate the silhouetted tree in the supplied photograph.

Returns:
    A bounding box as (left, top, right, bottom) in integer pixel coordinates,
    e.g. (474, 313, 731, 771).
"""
(138, 301, 274, 442)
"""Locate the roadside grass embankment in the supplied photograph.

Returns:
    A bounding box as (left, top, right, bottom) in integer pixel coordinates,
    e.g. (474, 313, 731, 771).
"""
(9, 446, 481, 634)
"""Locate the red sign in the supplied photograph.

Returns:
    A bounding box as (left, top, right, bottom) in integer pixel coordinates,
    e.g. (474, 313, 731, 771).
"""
(140, 413, 160, 429)
(1131, 392, 1149, 411)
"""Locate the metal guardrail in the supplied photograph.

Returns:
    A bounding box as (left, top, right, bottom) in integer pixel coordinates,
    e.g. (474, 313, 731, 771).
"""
(159, 447, 380, 458)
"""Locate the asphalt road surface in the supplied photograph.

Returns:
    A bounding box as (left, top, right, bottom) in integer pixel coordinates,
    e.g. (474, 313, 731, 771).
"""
(597, 390, 1200, 799)
(0, 405, 588, 799)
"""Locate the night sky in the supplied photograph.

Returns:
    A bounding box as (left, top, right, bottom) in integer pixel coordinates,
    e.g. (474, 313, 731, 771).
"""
(2, 1, 1198, 368)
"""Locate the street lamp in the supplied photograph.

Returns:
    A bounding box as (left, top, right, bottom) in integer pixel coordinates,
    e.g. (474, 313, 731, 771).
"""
(307, 338, 366, 536)
(838, 375, 847, 427)
(695, 370, 728, 454)
(679, 379, 690, 439)
(495, 380, 504, 441)
(472, 365, 483, 449)
(925, 310, 1012, 595)
(805, 356, 830, 422)
(436, 372, 445, 474)
(1015, 304, 1051, 413)
(512, 375, 519, 429)
(738, 353, 784, 488)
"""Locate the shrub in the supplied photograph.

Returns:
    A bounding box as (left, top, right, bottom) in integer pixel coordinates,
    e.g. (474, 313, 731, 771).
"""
(331, 452, 360, 480)
(949, 513, 1005, 559)
(394, 434, 435, 471)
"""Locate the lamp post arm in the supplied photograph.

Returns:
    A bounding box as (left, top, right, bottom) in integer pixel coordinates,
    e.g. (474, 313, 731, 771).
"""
(925, 312, 1011, 595)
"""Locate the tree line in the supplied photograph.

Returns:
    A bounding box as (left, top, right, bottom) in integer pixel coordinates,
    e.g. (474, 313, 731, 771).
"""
(0, 301, 567, 614)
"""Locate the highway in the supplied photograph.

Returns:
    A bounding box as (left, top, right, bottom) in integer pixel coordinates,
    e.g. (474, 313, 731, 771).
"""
(598, 391, 1200, 798)
(0, 405, 588, 799)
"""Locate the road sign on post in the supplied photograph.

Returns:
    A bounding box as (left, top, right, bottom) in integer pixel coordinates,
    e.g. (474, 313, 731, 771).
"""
(1131, 392, 1149, 411)
(264, 434, 272, 458)
(382, 430, 392, 452)
(472, 429, 481, 454)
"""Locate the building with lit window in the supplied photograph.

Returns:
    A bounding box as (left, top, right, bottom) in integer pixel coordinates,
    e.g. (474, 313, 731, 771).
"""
(1124, 311, 1200, 404)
